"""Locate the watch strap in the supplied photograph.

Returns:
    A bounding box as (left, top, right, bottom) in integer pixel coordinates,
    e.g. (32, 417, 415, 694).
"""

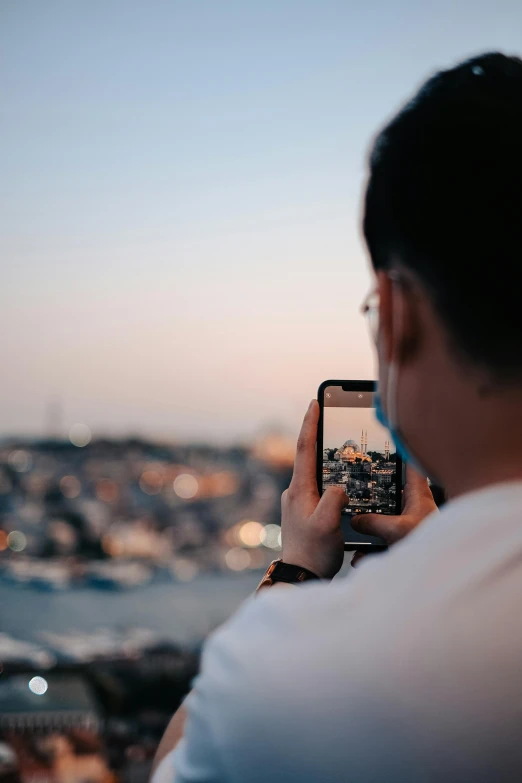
(256, 559, 320, 592)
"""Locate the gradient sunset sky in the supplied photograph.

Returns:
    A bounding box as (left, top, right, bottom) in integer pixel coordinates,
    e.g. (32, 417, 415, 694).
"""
(324, 407, 391, 454)
(2, 1, 521, 443)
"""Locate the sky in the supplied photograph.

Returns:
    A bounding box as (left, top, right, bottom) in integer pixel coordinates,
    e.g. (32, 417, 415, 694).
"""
(323, 407, 391, 454)
(2, 0, 522, 443)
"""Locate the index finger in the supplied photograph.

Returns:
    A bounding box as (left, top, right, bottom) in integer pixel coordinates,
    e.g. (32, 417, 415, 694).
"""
(291, 399, 319, 490)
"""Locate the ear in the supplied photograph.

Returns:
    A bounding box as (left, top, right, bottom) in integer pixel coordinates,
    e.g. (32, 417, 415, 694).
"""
(376, 270, 418, 364)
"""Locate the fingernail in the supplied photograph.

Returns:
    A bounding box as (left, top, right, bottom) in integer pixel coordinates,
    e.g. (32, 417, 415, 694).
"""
(308, 399, 315, 410)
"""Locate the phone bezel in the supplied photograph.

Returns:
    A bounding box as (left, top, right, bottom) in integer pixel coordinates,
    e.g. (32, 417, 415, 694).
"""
(316, 379, 402, 544)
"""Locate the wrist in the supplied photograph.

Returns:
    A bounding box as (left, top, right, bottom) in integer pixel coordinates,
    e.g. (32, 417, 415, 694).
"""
(256, 559, 322, 593)
(281, 550, 334, 581)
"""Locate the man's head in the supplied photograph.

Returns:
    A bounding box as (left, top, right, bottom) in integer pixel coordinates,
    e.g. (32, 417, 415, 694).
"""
(363, 53, 522, 493)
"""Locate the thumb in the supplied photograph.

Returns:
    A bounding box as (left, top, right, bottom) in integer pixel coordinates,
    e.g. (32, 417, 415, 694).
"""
(314, 486, 347, 521)
(403, 465, 436, 514)
(351, 512, 395, 541)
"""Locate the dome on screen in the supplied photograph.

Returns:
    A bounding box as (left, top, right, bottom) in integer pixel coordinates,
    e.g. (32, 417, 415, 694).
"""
(342, 440, 359, 451)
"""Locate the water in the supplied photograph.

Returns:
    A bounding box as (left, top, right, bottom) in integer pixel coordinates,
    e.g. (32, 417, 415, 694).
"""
(0, 572, 260, 648)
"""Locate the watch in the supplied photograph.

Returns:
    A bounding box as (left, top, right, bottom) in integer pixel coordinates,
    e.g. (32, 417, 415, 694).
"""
(256, 558, 321, 592)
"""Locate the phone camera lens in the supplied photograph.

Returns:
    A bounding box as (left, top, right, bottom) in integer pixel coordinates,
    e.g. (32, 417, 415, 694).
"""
(358, 394, 363, 399)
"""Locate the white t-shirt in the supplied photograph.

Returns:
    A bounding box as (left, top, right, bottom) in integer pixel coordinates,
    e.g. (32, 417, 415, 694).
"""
(154, 481, 522, 783)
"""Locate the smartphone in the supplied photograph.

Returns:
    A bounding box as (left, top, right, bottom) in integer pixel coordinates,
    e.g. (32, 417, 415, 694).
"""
(317, 380, 402, 553)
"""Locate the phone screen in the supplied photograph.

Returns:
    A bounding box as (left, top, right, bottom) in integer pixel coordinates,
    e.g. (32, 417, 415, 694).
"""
(320, 384, 400, 521)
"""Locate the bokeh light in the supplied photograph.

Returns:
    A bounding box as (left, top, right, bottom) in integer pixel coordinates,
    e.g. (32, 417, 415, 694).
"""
(225, 547, 251, 571)
(260, 524, 282, 550)
(28, 676, 48, 696)
(69, 423, 92, 448)
(173, 474, 198, 500)
(252, 433, 296, 468)
(0, 530, 7, 551)
(238, 520, 263, 547)
(101, 534, 123, 558)
(96, 478, 119, 503)
(204, 470, 239, 497)
(7, 530, 27, 552)
(49, 519, 78, 551)
(59, 475, 82, 499)
(8, 450, 32, 473)
(139, 470, 164, 495)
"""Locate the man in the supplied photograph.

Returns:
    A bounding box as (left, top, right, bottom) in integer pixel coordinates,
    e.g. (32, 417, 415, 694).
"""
(153, 52, 522, 782)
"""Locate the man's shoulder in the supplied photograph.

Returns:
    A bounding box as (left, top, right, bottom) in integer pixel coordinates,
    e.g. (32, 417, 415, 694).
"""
(194, 559, 446, 779)
(183, 488, 522, 782)
(204, 556, 414, 691)
(204, 494, 522, 690)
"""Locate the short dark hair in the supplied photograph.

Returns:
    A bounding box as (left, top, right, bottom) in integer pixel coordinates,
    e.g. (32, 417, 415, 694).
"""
(363, 52, 522, 383)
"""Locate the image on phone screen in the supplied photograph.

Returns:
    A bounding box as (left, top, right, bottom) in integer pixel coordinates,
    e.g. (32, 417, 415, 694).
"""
(318, 382, 402, 531)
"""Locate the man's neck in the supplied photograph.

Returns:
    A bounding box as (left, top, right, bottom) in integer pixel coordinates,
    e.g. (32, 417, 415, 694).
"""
(441, 450, 522, 501)
(425, 377, 522, 501)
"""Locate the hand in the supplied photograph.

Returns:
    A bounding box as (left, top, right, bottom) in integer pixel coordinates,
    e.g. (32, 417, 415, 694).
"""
(350, 466, 438, 566)
(281, 400, 347, 580)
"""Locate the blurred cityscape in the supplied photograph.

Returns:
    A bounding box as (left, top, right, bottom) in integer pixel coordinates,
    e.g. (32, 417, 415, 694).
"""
(0, 429, 295, 782)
